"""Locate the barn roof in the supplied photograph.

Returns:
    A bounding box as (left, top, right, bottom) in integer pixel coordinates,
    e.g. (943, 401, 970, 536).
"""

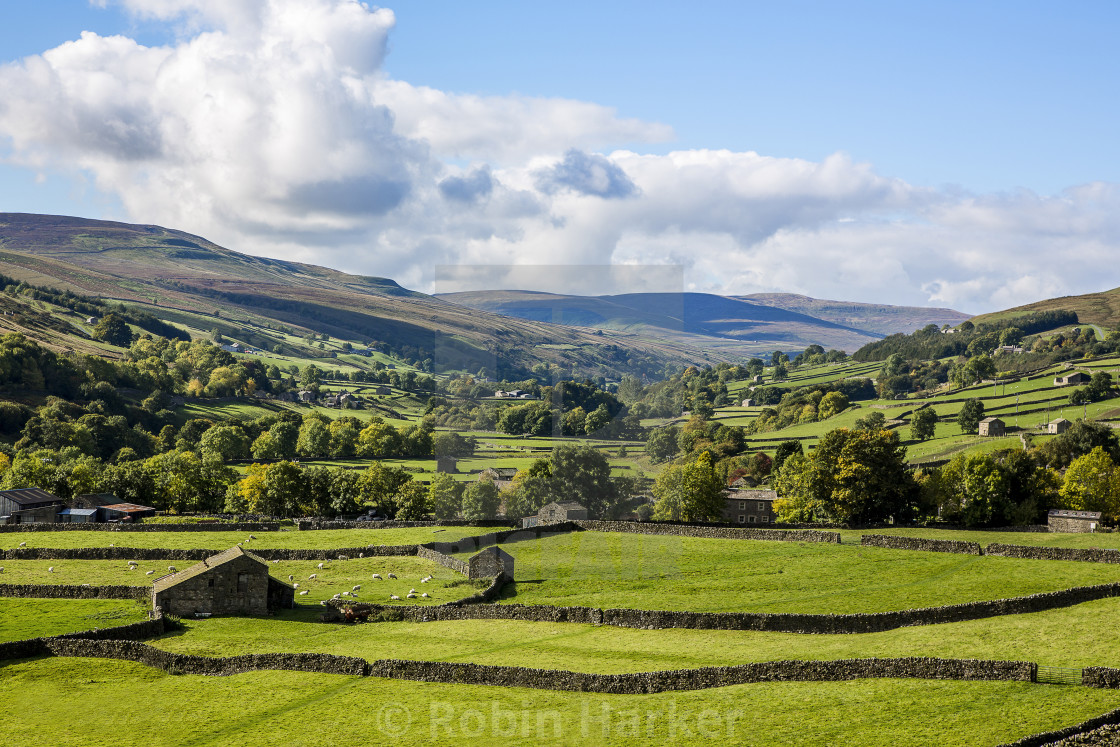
(152, 546, 268, 592)
(101, 503, 156, 513)
(0, 488, 62, 506)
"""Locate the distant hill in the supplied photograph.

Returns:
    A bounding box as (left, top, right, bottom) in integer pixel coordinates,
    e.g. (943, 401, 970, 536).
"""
(737, 293, 971, 336)
(0, 213, 727, 379)
(437, 290, 884, 354)
(969, 287, 1120, 330)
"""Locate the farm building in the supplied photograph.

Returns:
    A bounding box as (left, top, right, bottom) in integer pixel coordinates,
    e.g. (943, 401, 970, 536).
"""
(978, 417, 1006, 437)
(1054, 372, 1091, 386)
(723, 489, 778, 525)
(0, 488, 64, 524)
(101, 503, 157, 522)
(152, 546, 294, 617)
(540, 501, 589, 526)
(376, 386, 392, 395)
(479, 467, 518, 489)
(741, 398, 754, 407)
(58, 508, 99, 523)
(1048, 509, 1102, 533)
(1048, 418, 1072, 435)
(468, 546, 515, 579)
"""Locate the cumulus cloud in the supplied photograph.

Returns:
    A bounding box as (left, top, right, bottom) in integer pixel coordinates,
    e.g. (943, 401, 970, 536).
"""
(1, 0, 1118, 313)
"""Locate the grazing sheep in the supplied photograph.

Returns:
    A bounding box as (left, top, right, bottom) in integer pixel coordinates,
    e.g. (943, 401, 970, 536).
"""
(288, 575, 294, 581)
(338, 555, 349, 561)
(406, 593, 417, 599)
(293, 583, 299, 588)
(389, 594, 400, 600)
(146, 570, 155, 576)
(387, 572, 397, 579)
(317, 563, 325, 570)
(48, 567, 55, 573)
(359, 553, 364, 558)
(168, 566, 176, 572)
(308, 574, 317, 580)
(409, 588, 417, 594)
(249, 535, 257, 540)
(371, 573, 382, 580)
(332, 594, 341, 600)
(352, 585, 361, 591)
(109, 544, 114, 547)
(299, 590, 309, 596)
(128, 560, 138, 566)
(18, 542, 26, 547)
(421, 593, 430, 598)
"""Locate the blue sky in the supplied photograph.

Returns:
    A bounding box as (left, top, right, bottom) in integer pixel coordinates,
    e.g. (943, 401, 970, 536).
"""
(0, 1, 1118, 312)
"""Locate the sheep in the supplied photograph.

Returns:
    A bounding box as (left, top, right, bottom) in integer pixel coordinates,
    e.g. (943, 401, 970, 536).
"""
(249, 535, 257, 540)
(319, 601, 327, 606)
(288, 575, 294, 581)
(406, 593, 417, 599)
(421, 592, 430, 598)
(168, 566, 177, 572)
(421, 576, 432, 583)
(146, 570, 155, 576)
(18, 542, 26, 547)
(337, 555, 349, 561)
(359, 553, 364, 558)
(109, 543, 115, 547)
(387, 572, 397, 579)
(317, 563, 325, 570)
(389, 594, 400, 600)
(332, 594, 341, 600)
(293, 583, 300, 588)
(352, 585, 361, 591)
(308, 574, 317, 580)
(48, 567, 55, 573)
(409, 588, 417, 594)
(371, 573, 382, 580)
(128, 560, 138, 566)
(299, 590, 309, 596)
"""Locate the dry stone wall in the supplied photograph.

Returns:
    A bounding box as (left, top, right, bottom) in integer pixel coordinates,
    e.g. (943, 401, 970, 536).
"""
(2, 545, 419, 561)
(986, 544, 1120, 564)
(997, 708, 1120, 747)
(1083, 667, 1120, 689)
(298, 519, 514, 531)
(861, 535, 982, 555)
(0, 583, 149, 601)
(573, 520, 841, 543)
(0, 522, 283, 533)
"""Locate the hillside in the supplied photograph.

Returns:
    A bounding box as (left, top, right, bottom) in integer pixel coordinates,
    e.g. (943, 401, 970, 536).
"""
(969, 286, 1120, 330)
(737, 293, 971, 336)
(0, 213, 724, 379)
(436, 289, 884, 355)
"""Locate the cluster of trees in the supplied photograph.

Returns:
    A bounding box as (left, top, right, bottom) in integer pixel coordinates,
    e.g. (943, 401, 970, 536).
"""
(646, 416, 749, 464)
(771, 418, 1120, 527)
(497, 444, 638, 521)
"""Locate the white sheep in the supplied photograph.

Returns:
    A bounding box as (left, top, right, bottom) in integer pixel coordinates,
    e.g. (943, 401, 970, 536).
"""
(146, 570, 155, 576)
(409, 588, 417, 594)
(338, 555, 349, 561)
(0, 567, 4, 573)
(387, 572, 397, 579)
(389, 594, 400, 600)
(421, 593, 430, 598)
(352, 585, 361, 591)
(48, 567, 55, 572)
(359, 553, 364, 558)
(168, 566, 176, 572)
(288, 574, 294, 581)
(308, 574, 317, 580)
(371, 573, 382, 580)
(249, 535, 257, 540)
(406, 593, 417, 599)
(332, 594, 341, 600)
(319, 601, 327, 606)
(18, 542, 26, 547)
(128, 560, 138, 566)
(293, 583, 300, 588)
(317, 563, 325, 570)
(299, 590, 309, 596)
(109, 543, 114, 547)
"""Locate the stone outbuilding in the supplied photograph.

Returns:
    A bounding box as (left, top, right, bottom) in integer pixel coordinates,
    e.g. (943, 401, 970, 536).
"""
(1048, 418, 1072, 435)
(467, 546, 515, 579)
(741, 398, 754, 407)
(537, 501, 588, 524)
(152, 546, 294, 617)
(1048, 509, 1102, 533)
(1055, 372, 1091, 386)
(978, 417, 1005, 437)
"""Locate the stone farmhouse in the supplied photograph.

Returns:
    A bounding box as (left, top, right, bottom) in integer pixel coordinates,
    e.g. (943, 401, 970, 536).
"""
(1048, 418, 1072, 435)
(978, 417, 1005, 437)
(152, 546, 294, 617)
(522, 501, 588, 527)
(1048, 509, 1102, 533)
(479, 467, 518, 490)
(1054, 372, 1091, 386)
(723, 489, 778, 525)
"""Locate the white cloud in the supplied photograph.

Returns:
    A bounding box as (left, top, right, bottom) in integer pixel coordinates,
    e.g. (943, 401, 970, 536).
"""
(1, 0, 1118, 314)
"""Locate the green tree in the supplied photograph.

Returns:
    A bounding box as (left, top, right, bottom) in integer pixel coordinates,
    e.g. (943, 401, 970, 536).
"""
(296, 418, 331, 458)
(940, 453, 1010, 527)
(773, 440, 803, 472)
(1061, 447, 1120, 517)
(461, 480, 500, 520)
(957, 399, 985, 434)
(91, 314, 133, 347)
(646, 425, 680, 463)
(428, 472, 463, 520)
(651, 451, 725, 522)
(910, 407, 937, 441)
(394, 481, 430, 520)
(818, 391, 850, 420)
(199, 424, 251, 461)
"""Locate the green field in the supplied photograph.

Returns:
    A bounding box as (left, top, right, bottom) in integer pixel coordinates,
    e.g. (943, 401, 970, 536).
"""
(2, 659, 1118, 746)
(477, 532, 1120, 614)
(0, 598, 149, 642)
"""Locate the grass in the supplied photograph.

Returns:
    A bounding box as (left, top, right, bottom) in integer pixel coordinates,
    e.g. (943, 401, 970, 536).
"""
(0, 598, 149, 642)
(1, 658, 1118, 746)
(840, 527, 1120, 549)
(0, 557, 472, 606)
(147, 597, 1120, 671)
(462, 532, 1120, 614)
(0, 526, 498, 551)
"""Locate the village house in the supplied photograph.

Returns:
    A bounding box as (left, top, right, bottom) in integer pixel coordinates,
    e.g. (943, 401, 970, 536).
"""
(1055, 372, 1091, 386)
(1048, 509, 1102, 533)
(479, 467, 518, 490)
(978, 417, 1006, 437)
(723, 488, 778, 525)
(1048, 418, 1072, 435)
(298, 390, 315, 402)
(152, 546, 294, 617)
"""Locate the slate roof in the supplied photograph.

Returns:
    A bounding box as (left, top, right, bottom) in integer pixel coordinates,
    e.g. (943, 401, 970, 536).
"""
(0, 488, 62, 506)
(152, 545, 269, 592)
(101, 503, 156, 513)
(60, 508, 99, 517)
(1048, 509, 1102, 520)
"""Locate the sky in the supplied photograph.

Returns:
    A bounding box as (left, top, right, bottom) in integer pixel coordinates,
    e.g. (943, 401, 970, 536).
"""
(0, 0, 1118, 313)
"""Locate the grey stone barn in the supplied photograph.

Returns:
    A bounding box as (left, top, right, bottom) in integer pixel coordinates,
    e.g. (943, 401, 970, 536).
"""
(152, 546, 294, 617)
(1048, 418, 1072, 435)
(1048, 509, 1102, 533)
(468, 546, 515, 579)
(978, 417, 1005, 437)
(1055, 372, 1091, 386)
(538, 501, 588, 524)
